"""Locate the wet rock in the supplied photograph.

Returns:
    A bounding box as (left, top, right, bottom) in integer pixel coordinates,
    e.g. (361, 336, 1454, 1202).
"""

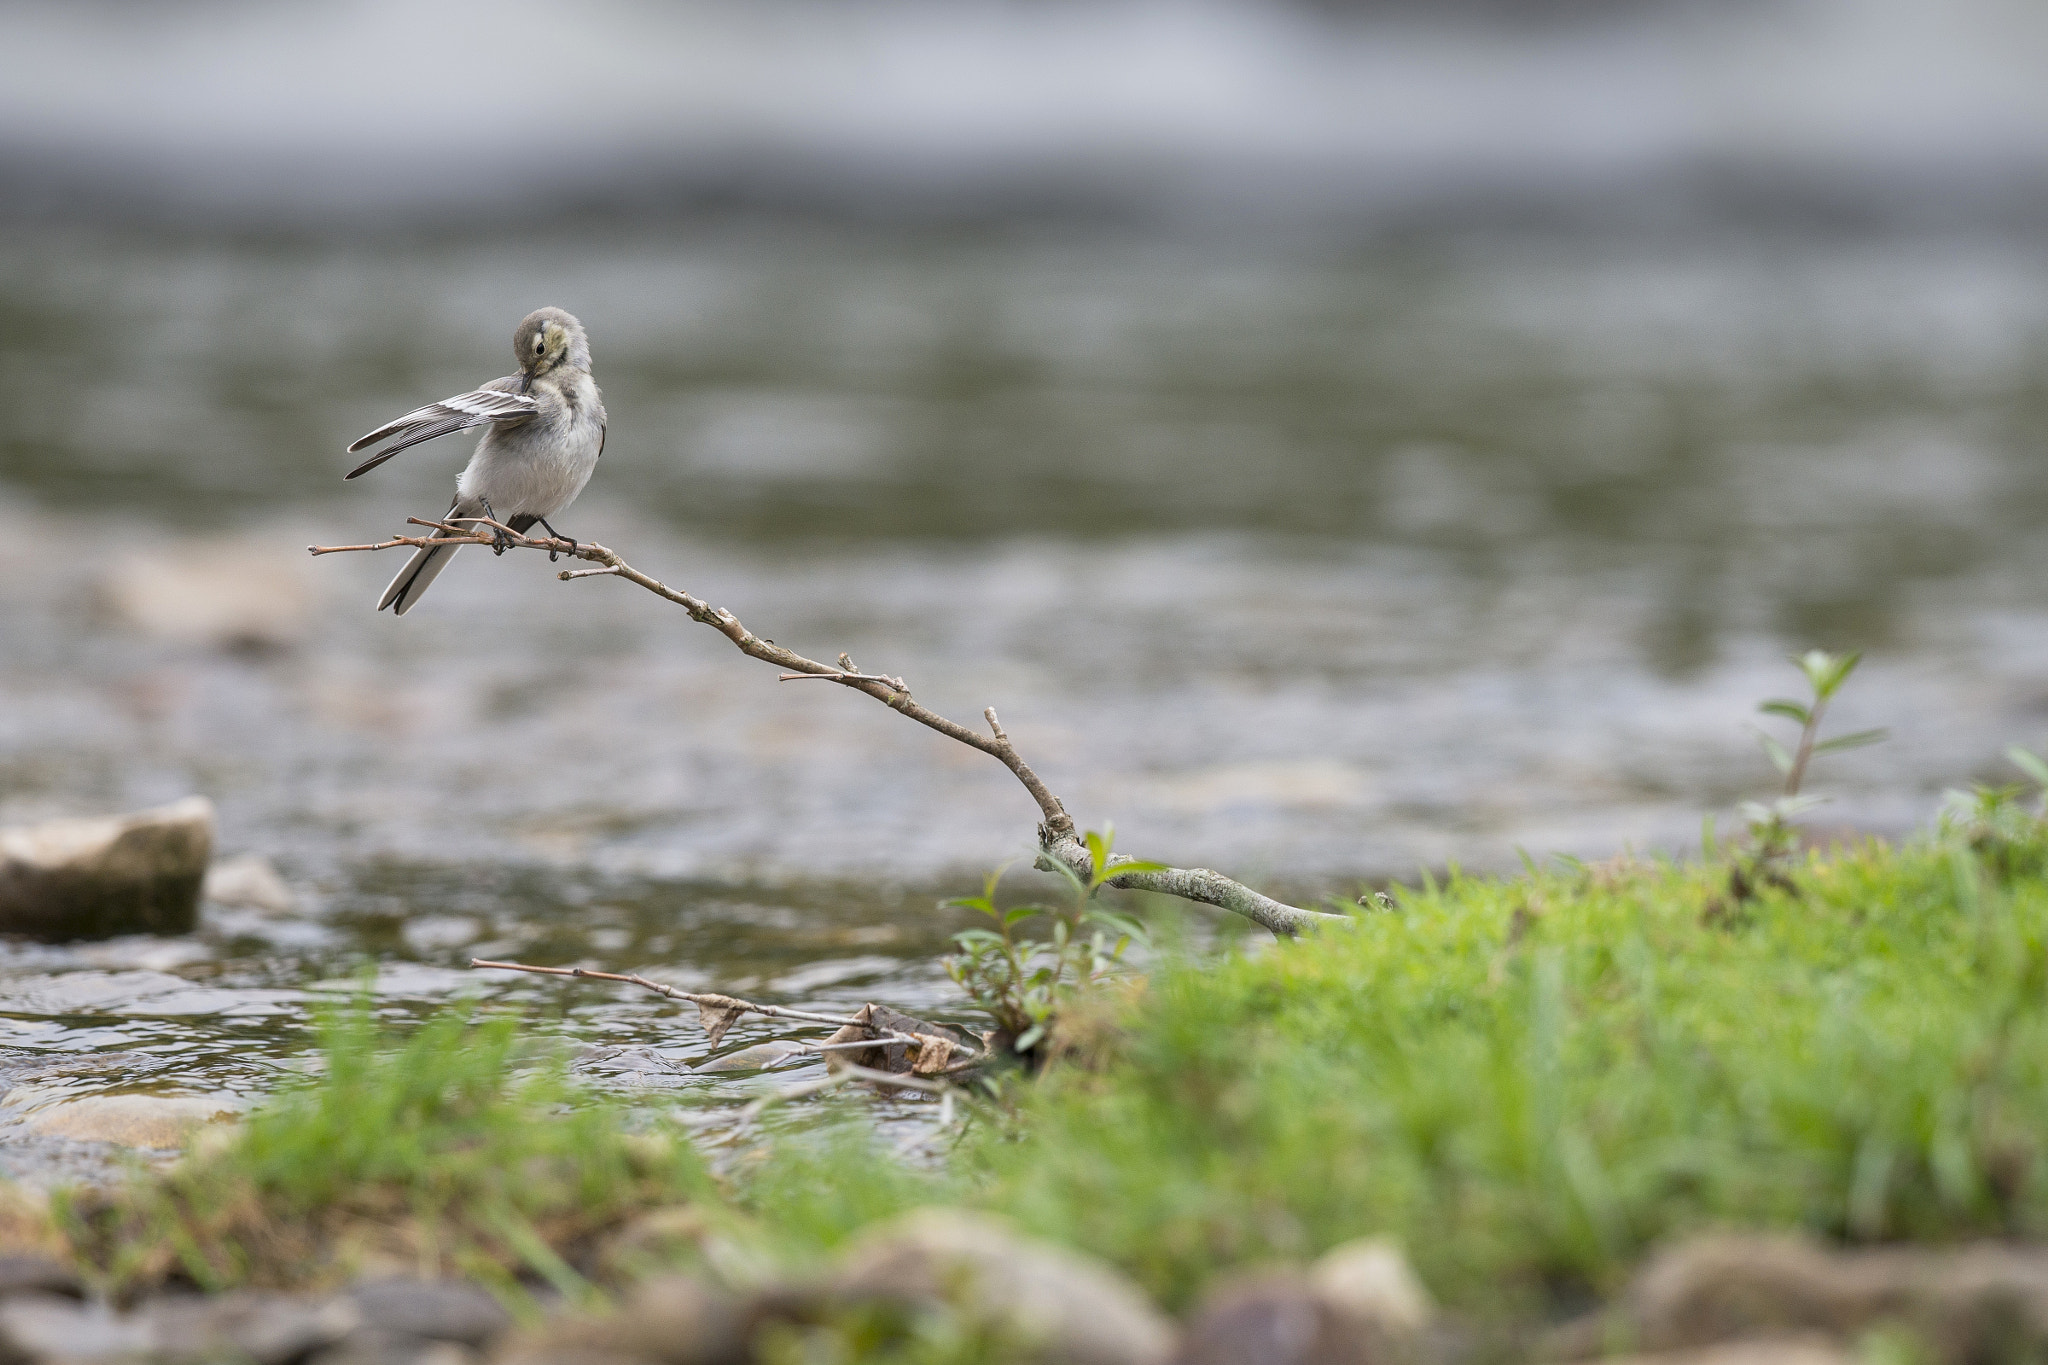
(313, 1331, 479, 1365)
(1602, 1234, 2048, 1363)
(1172, 1273, 1337, 1365)
(1311, 1239, 1434, 1337)
(0, 1258, 80, 1301)
(314, 1329, 479, 1365)
(819, 1005, 972, 1082)
(202, 854, 296, 915)
(93, 541, 312, 653)
(1570, 1341, 1852, 1365)
(401, 916, 478, 953)
(1171, 1273, 1407, 1365)
(692, 1042, 803, 1073)
(345, 1279, 510, 1349)
(147, 1291, 362, 1364)
(23, 1093, 238, 1149)
(0, 797, 214, 941)
(76, 936, 214, 972)
(832, 1208, 1175, 1365)
(0, 1291, 149, 1361)
(491, 1274, 748, 1365)
(1172, 1242, 1432, 1365)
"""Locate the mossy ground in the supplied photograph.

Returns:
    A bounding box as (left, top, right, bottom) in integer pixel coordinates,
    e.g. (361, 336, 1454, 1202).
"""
(47, 831, 2048, 1330)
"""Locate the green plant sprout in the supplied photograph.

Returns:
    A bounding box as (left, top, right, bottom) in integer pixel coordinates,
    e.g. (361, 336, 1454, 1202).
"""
(1937, 745, 2048, 879)
(1728, 650, 1887, 904)
(943, 827, 1159, 1061)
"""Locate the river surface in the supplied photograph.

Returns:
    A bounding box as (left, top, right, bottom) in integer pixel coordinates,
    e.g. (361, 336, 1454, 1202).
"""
(9, 51, 2048, 1170)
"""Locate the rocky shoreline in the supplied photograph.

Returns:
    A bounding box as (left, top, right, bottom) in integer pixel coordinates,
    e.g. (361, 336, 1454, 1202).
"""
(10, 1220, 2048, 1365)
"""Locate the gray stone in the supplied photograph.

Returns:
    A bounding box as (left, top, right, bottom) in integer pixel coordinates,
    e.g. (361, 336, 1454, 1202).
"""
(145, 1290, 361, 1364)
(490, 1275, 749, 1365)
(0, 1258, 81, 1301)
(345, 1279, 509, 1349)
(312, 1328, 480, 1365)
(1176, 1271, 1432, 1365)
(1568, 1341, 1852, 1365)
(1600, 1234, 2048, 1363)
(202, 855, 296, 915)
(832, 1208, 1176, 1365)
(0, 1292, 148, 1362)
(1310, 1239, 1433, 1336)
(1171, 1242, 1433, 1365)
(0, 798, 213, 942)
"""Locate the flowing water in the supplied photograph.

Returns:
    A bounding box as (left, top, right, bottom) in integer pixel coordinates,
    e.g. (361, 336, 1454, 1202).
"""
(7, 0, 2048, 1178)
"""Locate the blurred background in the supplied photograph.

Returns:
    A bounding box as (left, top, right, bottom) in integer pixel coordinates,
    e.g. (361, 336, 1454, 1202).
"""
(4, 0, 2048, 1144)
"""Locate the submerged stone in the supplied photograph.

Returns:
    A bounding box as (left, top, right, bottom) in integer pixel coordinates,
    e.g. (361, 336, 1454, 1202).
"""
(202, 854, 297, 915)
(21, 1094, 238, 1150)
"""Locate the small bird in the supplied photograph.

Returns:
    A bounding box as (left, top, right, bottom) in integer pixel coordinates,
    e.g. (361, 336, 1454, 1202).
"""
(345, 307, 606, 615)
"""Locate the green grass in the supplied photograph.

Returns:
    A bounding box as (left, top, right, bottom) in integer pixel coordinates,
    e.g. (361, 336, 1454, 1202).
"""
(930, 837, 2048, 1314)
(68, 1001, 715, 1296)
(64, 830, 2048, 1334)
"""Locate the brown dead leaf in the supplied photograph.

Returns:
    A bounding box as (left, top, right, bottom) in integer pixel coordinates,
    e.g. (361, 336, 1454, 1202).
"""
(910, 1034, 955, 1076)
(693, 995, 746, 1050)
(823, 1004, 973, 1079)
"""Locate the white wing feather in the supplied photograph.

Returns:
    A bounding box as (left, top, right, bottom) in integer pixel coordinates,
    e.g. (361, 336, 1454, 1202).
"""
(344, 380, 539, 479)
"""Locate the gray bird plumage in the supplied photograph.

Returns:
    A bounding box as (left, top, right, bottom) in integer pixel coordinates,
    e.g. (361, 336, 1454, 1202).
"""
(346, 307, 607, 615)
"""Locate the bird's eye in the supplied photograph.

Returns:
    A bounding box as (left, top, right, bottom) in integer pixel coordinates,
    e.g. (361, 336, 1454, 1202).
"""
(532, 334, 546, 355)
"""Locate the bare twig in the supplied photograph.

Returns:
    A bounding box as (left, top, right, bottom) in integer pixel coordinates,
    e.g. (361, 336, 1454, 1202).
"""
(829, 1062, 956, 1095)
(469, 958, 862, 1029)
(470, 958, 989, 1064)
(738, 1070, 856, 1124)
(314, 525, 1347, 937)
(778, 671, 909, 692)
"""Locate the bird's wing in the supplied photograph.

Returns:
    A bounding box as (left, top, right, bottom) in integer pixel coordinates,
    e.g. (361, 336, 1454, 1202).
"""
(344, 378, 539, 479)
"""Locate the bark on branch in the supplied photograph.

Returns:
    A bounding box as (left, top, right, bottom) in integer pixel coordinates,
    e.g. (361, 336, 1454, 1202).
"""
(313, 520, 1347, 936)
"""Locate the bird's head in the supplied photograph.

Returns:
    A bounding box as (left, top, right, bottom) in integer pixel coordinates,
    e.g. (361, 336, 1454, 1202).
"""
(514, 307, 591, 379)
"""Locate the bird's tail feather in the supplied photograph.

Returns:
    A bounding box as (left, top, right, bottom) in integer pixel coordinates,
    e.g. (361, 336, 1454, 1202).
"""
(378, 538, 461, 615)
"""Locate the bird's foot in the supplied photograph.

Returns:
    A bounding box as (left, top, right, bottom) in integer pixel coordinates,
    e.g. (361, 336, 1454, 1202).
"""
(536, 517, 578, 562)
(479, 500, 514, 555)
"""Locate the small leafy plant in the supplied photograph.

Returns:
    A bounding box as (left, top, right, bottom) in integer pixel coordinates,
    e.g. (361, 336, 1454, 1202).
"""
(1938, 745, 2048, 880)
(1721, 649, 1886, 909)
(943, 828, 1156, 1062)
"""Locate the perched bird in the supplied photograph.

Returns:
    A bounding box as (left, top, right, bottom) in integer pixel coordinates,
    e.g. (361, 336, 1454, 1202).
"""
(345, 307, 606, 615)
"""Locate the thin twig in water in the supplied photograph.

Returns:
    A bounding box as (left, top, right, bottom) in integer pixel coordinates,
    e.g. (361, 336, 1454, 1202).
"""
(470, 958, 987, 1064)
(470, 959, 862, 1029)
(310, 524, 1347, 936)
(738, 1070, 856, 1124)
(829, 1062, 956, 1095)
